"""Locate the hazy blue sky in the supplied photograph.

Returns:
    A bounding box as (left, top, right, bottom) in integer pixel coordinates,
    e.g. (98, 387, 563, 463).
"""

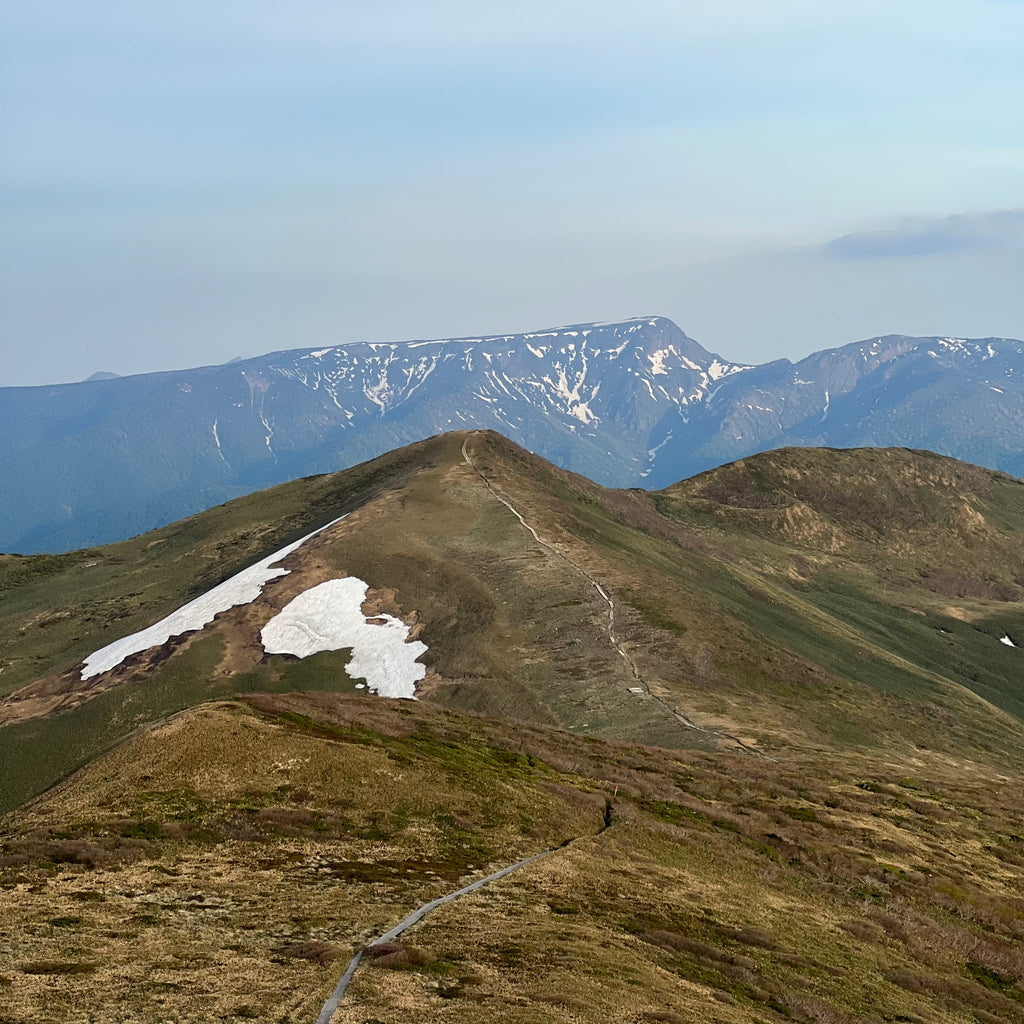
(2, 1, 1022, 386)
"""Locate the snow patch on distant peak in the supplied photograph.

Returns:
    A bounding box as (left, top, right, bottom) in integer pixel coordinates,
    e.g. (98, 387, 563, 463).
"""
(1000, 634, 1017, 648)
(570, 400, 596, 424)
(647, 346, 680, 376)
(589, 316, 656, 328)
(708, 359, 751, 381)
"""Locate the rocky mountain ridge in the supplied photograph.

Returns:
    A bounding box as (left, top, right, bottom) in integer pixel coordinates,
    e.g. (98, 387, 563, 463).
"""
(2, 316, 1021, 552)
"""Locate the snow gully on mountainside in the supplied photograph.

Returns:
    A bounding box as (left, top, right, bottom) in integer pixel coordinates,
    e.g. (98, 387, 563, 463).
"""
(6, 317, 1024, 556)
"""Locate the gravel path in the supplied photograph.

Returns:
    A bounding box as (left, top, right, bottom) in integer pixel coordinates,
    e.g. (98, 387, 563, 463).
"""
(460, 433, 770, 758)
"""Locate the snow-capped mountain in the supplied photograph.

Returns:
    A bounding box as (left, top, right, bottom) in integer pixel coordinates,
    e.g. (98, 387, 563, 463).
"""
(1, 317, 1022, 552)
(661, 332, 1024, 482)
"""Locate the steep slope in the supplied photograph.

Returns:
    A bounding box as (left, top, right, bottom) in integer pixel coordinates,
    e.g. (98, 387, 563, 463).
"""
(2, 432, 1024, 818)
(3, 431, 1024, 1022)
(4, 317, 1024, 554)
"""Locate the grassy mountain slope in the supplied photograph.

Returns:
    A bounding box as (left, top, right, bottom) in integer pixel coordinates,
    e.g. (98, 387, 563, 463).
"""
(3, 431, 1024, 1022)
(3, 432, 1024, 817)
(2, 694, 1022, 1024)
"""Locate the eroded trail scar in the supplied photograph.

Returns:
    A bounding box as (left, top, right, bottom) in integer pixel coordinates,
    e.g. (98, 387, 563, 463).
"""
(460, 434, 772, 760)
(461, 438, 642, 684)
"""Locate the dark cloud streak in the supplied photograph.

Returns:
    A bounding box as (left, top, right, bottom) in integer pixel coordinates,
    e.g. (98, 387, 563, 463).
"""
(824, 208, 1024, 259)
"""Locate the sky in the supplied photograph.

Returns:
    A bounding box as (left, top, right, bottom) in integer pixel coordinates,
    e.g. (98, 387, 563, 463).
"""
(1, 1, 1022, 386)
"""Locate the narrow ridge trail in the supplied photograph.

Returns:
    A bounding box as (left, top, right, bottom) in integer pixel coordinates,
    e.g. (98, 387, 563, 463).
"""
(461, 433, 771, 760)
(313, 804, 613, 1023)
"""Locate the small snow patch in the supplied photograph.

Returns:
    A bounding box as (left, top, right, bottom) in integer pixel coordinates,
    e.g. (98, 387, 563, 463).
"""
(81, 517, 347, 678)
(1000, 635, 1017, 648)
(261, 578, 427, 698)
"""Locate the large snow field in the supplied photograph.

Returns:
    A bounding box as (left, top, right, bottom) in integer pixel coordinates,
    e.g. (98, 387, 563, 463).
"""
(260, 577, 427, 699)
(81, 516, 347, 679)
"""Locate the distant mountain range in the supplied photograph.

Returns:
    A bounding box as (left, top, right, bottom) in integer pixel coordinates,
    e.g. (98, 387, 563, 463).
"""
(2, 316, 1022, 552)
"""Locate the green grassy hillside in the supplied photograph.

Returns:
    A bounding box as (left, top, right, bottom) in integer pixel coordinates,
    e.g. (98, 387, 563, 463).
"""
(3, 432, 1024, 816)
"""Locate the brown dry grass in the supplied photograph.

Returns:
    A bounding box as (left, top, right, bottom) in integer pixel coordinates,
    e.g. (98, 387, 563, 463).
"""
(2, 693, 1022, 1023)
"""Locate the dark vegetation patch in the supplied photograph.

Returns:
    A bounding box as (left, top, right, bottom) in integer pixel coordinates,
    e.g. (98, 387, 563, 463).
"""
(1, 692, 1023, 1023)
(19, 961, 98, 976)
(364, 941, 435, 970)
(275, 941, 343, 965)
(0, 835, 151, 870)
(916, 569, 1019, 601)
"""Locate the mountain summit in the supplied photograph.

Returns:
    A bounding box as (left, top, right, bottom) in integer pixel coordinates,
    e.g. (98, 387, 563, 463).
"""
(1, 317, 1022, 552)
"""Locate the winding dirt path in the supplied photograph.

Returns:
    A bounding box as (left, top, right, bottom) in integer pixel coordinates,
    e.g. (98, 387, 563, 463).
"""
(460, 433, 771, 759)
(314, 806, 613, 1023)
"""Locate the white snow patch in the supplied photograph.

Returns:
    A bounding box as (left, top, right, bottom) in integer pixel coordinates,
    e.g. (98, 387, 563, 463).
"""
(647, 348, 675, 375)
(261, 578, 427, 699)
(590, 317, 646, 328)
(708, 359, 751, 380)
(646, 431, 673, 460)
(81, 516, 348, 679)
(570, 401, 595, 424)
(1000, 634, 1017, 648)
(211, 420, 228, 464)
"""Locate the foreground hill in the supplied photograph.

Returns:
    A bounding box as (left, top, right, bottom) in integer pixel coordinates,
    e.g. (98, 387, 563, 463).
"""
(2, 695, 1023, 1023)
(2, 317, 1023, 553)
(2, 431, 1023, 817)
